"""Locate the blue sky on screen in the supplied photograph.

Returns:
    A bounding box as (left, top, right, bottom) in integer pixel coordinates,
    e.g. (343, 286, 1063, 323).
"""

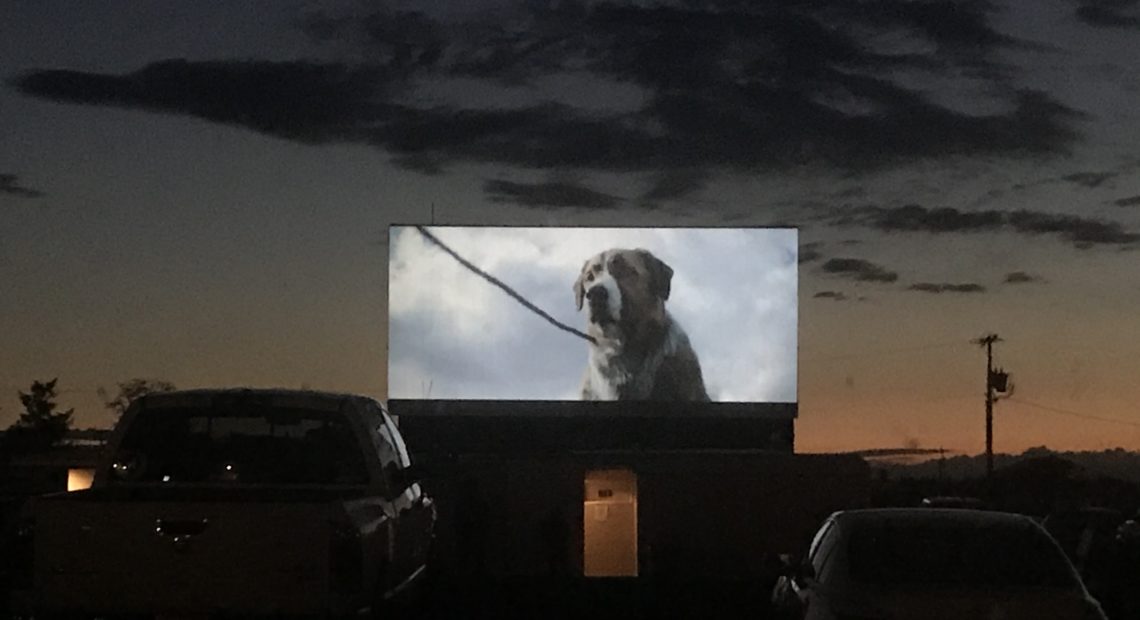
(388, 226, 797, 402)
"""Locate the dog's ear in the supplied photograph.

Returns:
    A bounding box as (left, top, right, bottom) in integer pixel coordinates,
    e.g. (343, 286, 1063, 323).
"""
(573, 261, 589, 311)
(638, 249, 673, 301)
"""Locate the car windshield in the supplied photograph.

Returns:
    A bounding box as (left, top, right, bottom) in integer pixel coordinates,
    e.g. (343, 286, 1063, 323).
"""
(846, 520, 1080, 589)
(111, 405, 369, 485)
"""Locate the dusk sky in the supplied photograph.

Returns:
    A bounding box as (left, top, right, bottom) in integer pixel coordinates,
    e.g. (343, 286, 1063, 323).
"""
(2, 0, 1140, 455)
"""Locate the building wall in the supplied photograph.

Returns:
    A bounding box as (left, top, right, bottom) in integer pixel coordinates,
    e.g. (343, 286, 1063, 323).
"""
(429, 457, 584, 578)
(397, 410, 796, 455)
(421, 452, 869, 580)
(636, 453, 869, 578)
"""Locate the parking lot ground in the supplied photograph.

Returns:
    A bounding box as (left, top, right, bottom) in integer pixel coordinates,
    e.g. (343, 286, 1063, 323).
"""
(418, 576, 773, 620)
(1, 577, 775, 620)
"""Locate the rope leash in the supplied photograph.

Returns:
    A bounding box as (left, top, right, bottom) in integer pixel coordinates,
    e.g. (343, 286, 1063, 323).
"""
(413, 226, 597, 345)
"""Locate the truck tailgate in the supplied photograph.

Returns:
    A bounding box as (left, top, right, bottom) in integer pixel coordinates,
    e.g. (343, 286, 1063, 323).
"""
(33, 490, 350, 615)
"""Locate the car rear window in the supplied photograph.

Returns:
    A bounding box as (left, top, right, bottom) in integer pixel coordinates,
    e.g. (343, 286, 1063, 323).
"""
(846, 519, 1080, 589)
(111, 405, 369, 485)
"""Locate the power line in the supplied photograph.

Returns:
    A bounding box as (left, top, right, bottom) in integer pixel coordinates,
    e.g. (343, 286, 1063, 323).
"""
(1006, 397, 1140, 429)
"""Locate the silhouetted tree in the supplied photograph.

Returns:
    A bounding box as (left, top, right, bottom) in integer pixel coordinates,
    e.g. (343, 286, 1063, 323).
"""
(98, 378, 176, 419)
(5, 379, 73, 452)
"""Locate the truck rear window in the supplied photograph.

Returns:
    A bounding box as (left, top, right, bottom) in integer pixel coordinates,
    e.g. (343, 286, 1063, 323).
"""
(111, 406, 369, 485)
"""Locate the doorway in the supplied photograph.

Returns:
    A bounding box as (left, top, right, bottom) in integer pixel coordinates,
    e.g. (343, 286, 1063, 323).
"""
(583, 469, 638, 577)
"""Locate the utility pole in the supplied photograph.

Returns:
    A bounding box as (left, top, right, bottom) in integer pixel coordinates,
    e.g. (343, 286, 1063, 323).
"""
(973, 333, 1009, 485)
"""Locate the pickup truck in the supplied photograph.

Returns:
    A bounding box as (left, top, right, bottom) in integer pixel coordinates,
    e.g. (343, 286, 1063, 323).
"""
(11, 388, 435, 617)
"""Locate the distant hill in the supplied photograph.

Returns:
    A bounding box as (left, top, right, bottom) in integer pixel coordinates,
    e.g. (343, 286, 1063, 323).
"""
(867, 447, 1140, 484)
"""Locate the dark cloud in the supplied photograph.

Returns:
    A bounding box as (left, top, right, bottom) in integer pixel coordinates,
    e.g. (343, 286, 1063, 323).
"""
(840, 204, 1139, 248)
(1062, 171, 1117, 188)
(11, 62, 664, 171)
(1003, 271, 1042, 284)
(799, 242, 824, 264)
(908, 282, 986, 294)
(0, 174, 44, 198)
(300, 10, 445, 69)
(850, 203, 1004, 232)
(814, 290, 849, 301)
(1113, 195, 1140, 207)
(11, 60, 393, 144)
(821, 257, 898, 283)
(641, 169, 710, 203)
(836, 187, 867, 199)
(483, 179, 622, 209)
(390, 154, 446, 175)
(377, 104, 666, 169)
(11, 1, 1081, 180)
(1007, 210, 1140, 246)
(1073, 0, 1140, 28)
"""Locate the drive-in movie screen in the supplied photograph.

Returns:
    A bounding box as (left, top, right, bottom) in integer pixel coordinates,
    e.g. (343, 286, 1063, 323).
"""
(388, 226, 797, 406)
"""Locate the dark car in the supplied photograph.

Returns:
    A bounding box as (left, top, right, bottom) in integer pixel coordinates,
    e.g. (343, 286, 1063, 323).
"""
(920, 496, 983, 509)
(772, 508, 1106, 620)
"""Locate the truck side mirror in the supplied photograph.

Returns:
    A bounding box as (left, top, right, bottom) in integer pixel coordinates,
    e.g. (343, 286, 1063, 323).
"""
(383, 463, 427, 499)
(782, 555, 815, 587)
(399, 463, 425, 486)
(778, 554, 799, 577)
(797, 560, 816, 583)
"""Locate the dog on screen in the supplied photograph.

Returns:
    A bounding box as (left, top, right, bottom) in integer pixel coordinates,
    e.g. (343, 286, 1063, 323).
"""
(573, 248, 709, 401)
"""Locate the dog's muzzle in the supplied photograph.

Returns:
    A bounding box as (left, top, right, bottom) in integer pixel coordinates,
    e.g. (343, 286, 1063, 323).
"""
(586, 285, 613, 323)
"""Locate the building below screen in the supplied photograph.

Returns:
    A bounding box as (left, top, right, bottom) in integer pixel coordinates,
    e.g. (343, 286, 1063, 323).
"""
(393, 399, 869, 580)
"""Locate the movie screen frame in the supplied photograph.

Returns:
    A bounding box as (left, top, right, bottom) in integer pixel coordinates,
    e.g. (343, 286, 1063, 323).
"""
(387, 225, 798, 413)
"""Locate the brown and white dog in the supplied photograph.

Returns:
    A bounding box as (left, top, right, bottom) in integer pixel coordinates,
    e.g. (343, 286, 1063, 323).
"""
(573, 248, 709, 401)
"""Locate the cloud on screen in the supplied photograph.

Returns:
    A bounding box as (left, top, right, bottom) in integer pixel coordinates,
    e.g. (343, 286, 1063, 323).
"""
(388, 227, 797, 403)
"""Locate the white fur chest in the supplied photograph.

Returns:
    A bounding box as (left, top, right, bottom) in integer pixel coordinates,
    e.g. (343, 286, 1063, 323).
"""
(586, 341, 629, 400)
(583, 314, 686, 400)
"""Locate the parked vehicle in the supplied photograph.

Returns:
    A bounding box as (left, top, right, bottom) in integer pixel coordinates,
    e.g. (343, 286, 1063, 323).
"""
(919, 496, 983, 510)
(1044, 507, 1129, 619)
(1043, 507, 1124, 573)
(11, 389, 435, 618)
(771, 508, 1106, 620)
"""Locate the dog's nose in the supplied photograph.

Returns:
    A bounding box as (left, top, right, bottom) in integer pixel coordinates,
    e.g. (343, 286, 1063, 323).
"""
(586, 285, 608, 304)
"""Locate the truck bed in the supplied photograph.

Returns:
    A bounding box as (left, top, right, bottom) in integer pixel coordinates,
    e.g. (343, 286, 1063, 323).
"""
(30, 486, 368, 616)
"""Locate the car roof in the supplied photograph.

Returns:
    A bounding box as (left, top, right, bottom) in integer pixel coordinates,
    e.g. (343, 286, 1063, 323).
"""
(831, 508, 1038, 529)
(135, 388, 381, 412)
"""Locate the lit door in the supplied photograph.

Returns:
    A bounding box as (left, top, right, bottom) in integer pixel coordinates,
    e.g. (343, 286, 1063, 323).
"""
(583, 469, 638, 577)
